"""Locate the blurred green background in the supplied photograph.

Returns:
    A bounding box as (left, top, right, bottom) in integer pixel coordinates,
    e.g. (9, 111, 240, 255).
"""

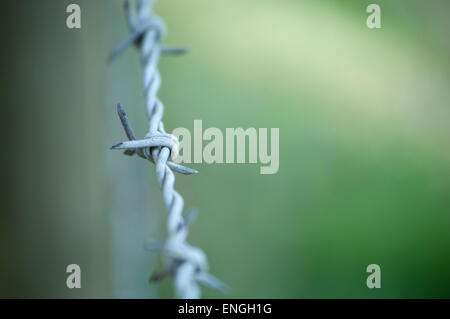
(0, 0, 449, 298)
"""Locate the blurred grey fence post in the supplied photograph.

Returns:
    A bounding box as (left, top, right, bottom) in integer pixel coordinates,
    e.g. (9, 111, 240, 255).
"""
(109, 0, 227, 298)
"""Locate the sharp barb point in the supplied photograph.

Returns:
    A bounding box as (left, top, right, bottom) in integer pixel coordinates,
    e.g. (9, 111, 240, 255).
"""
(110, 142, 123, 150)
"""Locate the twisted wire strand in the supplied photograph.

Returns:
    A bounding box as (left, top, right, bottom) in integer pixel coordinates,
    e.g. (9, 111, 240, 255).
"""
(110, 0, 227, 298)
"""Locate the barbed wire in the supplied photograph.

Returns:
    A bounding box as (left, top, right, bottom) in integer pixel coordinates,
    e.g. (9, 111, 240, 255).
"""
(109, 0, 227, 298)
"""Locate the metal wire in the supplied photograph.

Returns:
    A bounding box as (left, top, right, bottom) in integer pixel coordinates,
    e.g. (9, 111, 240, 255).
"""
(109, 0, 227, 298)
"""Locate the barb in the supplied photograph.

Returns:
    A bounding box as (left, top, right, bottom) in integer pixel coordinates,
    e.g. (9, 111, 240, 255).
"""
(110, 0, 226, 298)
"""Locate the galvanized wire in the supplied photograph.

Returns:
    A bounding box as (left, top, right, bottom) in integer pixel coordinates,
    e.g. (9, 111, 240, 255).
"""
(109, 0, 226, 299)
